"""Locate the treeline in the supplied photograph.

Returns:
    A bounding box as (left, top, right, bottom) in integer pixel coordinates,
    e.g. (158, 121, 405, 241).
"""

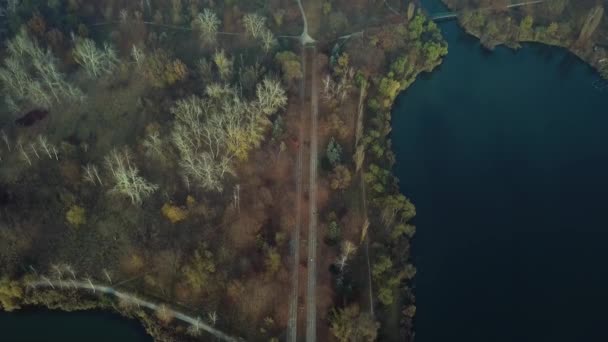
(445, 0, 608, 79)
(326, 8, 447, 342)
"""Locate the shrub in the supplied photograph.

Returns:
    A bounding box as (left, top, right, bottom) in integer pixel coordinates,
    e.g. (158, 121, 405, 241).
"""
(66, 205, 86, 227)
(161, 203, 188, 224)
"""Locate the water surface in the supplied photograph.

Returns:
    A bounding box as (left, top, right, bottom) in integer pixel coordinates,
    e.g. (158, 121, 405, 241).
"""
(0, 309, 151, 342)
(393, 11, 608, 342)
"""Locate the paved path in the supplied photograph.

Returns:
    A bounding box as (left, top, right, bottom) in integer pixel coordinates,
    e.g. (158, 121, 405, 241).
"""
(431, 0, 545, 20)
(287, 1, 320, 341)
(304, 43, 319, 342)
(286, 36, 307, 342)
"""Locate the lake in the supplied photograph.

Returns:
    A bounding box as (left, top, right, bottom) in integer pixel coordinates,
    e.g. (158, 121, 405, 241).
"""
(0, 309, 151, 342)
(394, 4, 608, 342)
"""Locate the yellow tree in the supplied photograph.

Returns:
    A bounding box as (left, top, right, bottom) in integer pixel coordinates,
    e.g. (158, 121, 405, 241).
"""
(0, 278, 23, 311)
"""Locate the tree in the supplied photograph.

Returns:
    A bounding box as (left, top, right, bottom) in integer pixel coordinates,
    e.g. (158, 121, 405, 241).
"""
(578, 5, 604, 44)
(378, 194, 416, 226)
(403, 263, 416, 280)
(242, 13, 276, 52)
(543, 0, 568, 17)
(326, 137, 342, 166)
(155, 304, 174, 324)
(344, 240, 357, 256)
(182, 246, 216, 291)
(407, 3, 416, 21)
(243, 13, 267, 39)
(73, 38, 119, 78)
(373, 255, 397, 305)
(0, 29, 82, 112)
(256, 77, 288, 115)
(519, 15, 534, 40)
(170, 75, 285, 190)
(391, 223, 416, 240)
(377, 77, 401, 106)
(0, 277, 23, 311)
(275, 51, 303, 85)
(600, 60, 608, 80)
(264, 247, 281, 275)
(546, 22, 559, 37)
(171, 96, 235, 191)
(334, 53, 350, 77)
(104, 148, 158, 205)
(423, 41, 448, 63)
(66, 205, 86, 227)
(390, 56, 412, 78)
(142, 50, 188, 87)
(330, 165, 352, 190)
(372, 255, 393, 280)
(213, 49, 233, 81)
(364, 164, 391, 195)
(192, 9, 220, 46)
(327, 220, 341, 242)
(131, 45, 145, 67)
(377, 286, 395, 306)
(462, 11, 485, 31)
(329, 304, 379, 342)
(161, 203, 188, 223)
(408, 14, 426, 40)
(260, 28, 277, 52)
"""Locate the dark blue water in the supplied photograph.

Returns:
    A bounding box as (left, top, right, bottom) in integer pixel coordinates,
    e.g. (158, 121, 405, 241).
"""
(0, 309, 151, 341)
(394, 6, 608, 342)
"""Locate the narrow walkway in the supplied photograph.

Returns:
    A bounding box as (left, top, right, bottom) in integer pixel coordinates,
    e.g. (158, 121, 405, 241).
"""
(305, 43, 319, 342)
(431, 0, 545, 21)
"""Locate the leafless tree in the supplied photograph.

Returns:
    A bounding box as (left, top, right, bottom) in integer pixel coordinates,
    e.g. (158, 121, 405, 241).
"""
(104, 148, 158, 205)
(193, 9, 221, 46)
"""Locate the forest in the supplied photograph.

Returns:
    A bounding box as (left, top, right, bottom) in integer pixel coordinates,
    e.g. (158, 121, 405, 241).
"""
(0, 0, 448, 341)
(443, 0, 608, 78)
(3, 0, 605, 341)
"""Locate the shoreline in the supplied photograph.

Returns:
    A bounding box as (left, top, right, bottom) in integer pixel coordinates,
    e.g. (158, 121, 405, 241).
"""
(438, 1, 608, 79)
(3, 276, 240, 342)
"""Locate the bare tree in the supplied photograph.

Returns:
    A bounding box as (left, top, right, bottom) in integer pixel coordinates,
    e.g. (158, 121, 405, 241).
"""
(1, 130, 10, 151)
(170, 77, 286, 191)
(255, 77, 287, 115)
(260, 28, 277, 53)
(0, 29, 83, 111)
(242, 13, 276, 53)
(131, 45, 145, 68)
(242, 13, 267, 39)
(213, 49, 233, 81)
(73, 38, 119, 78)
(104, 148, 158, 205)
(193, 9, 221, 46)
(83, 163, 103, 185)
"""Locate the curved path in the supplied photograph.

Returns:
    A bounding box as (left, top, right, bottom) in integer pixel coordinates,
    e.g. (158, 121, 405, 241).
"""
(28, 279, 242, 342)
(296, 0, 316, 44)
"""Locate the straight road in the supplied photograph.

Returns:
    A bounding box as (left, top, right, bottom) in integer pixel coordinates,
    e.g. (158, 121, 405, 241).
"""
(304, 43, 319, 342)
(286, 35, 309, 342)
(288, 1, 320, 341)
